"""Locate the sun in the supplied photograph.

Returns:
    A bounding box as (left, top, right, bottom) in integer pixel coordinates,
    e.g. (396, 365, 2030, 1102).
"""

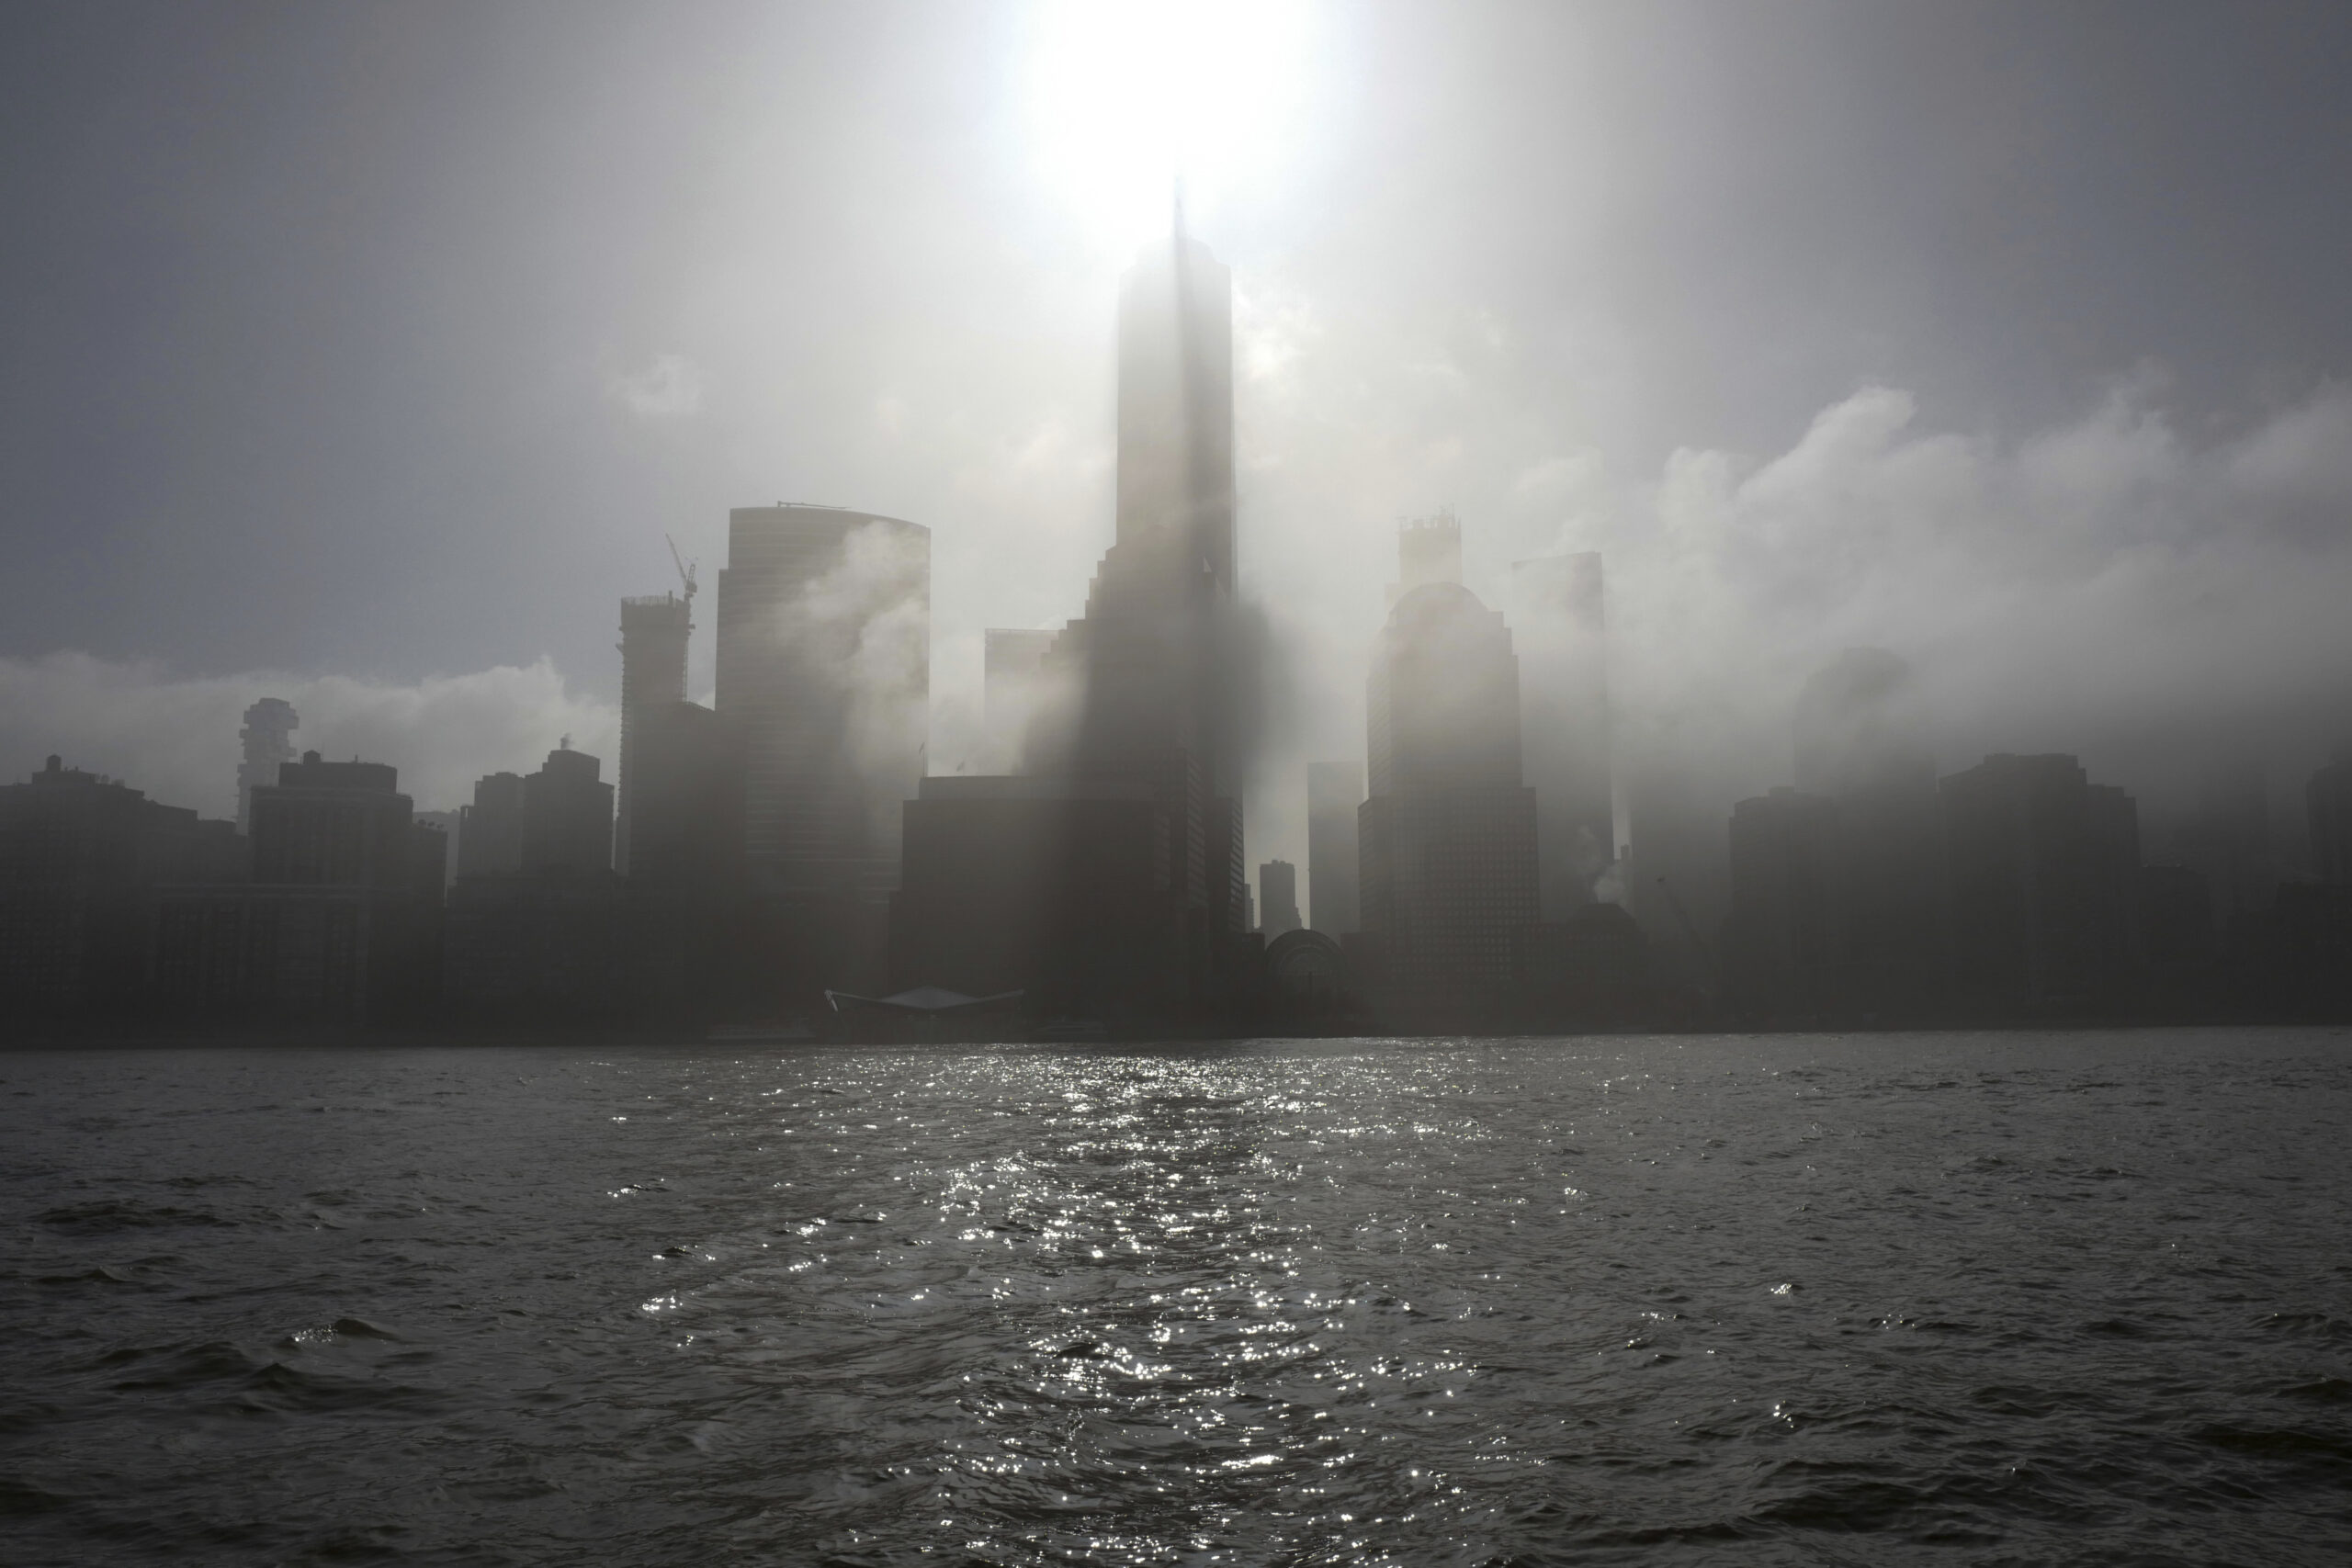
(1019, 0, 1317, 254)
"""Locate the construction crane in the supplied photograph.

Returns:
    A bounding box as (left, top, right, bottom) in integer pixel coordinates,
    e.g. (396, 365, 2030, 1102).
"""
(664, 533, 698, 606)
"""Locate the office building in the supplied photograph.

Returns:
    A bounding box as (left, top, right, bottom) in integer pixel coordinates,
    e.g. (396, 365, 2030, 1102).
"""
(1306, 761, 1362, 934)
(457, 773, 525, 879)
(520, 744, 613, 875)
(1940, 753, 2142, 1011)
(623, 698, 749, 1019)
(1721, 786, 1841, 1020)
(1358, 579, 1539, 1021)
(616, 590, 694, 874)
(2314, 751, 2352, 884)
(1387, 510, 1462, 606)
(1790, 648, 1945, 1014)
(892, 225, 1247, 1019)
(718, 502, 930, 1001)
(235, 698, 299, 834)
(1258, 860, 1301, 938)
(154, 752, 439, 1020)
(1509, 551, 1612, 917)
(1, 755, 241, 1015)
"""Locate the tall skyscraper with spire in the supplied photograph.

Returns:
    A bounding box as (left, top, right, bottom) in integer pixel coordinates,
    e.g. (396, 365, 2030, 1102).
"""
(894, 217, 1251, 1017)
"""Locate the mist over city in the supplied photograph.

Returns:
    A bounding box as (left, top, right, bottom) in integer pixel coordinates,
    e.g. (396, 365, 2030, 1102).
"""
(4, 4, 2351, 1562)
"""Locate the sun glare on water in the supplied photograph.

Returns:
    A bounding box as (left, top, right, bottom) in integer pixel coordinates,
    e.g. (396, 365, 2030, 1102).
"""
(1021, 0, 1317, 254)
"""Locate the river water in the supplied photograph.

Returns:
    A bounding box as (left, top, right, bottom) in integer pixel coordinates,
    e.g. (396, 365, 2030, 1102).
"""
(3, 1030, 2349, 1565)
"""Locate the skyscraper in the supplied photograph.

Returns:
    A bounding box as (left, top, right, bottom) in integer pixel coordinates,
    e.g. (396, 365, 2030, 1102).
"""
(2314, 751, 2352, 884)
(1941, 753, 2142, 1010)
(616, 591, 693, 875)
(520, 745, 613, 876)
(1257, 860, 1301, 938)
(1790, 647, 1944, 1014)
(894, 224, 1248, 1017)
(1509, 552, 1611, 918)
(1306, 761, 1363, 934)
(983, 627, 1057, 772)
(235, 698, 299, 834)
(1358, 580, 1539, 1021)
(718, 503, 930, 999)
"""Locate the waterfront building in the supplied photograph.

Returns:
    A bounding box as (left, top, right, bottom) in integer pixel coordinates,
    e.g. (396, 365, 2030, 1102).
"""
(1, 756, 241, 1016)
(1508, 551, 1612, 917)
(235, 698, 299, 835)
(1306, 761, 1362, 935)
(154, 751, 440, 1021)
(892, 224, 1248, 1019)
(2314, 751, 2352, 885)
(1258, 859, 1301, 938)
(520, 745, 613, 876)
(1357, 579, 1539, 1021)
(1939, 752, 2142, 1011)
(718, 502, 930, 1002)
(616, 591, 693, 875)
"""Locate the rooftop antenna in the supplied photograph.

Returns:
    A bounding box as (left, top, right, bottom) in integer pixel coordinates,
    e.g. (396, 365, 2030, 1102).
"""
(1172, 175, 1187, 242)
(664, 532, 698, 605)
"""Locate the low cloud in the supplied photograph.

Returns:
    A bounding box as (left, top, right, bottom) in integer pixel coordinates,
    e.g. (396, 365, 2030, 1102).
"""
(604, 352, 705, 420)
(0, 654, 617, 818)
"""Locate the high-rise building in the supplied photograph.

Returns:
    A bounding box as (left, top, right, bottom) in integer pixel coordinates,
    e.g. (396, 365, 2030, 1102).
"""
(718, 502, 930, 1000)
(2313, 751, 2352, 884)
(1387, 511, 1462, 606)
(1789, 648, 1944, 1014)
(1509, 552, 1611, 917)
(156, 751, 439, 1020)
(235, 699, 299, 833)
(616, 592, 693, 875)
(1358, 580, 1539, 1021)
(1722, 786, 1841, 1020)
(1258, 860, 1301, 938)
(3, 755, 241, 1015)
(893, 224, 1248, 1019)
(1940, 753, 2142, 1010)
(2177, 763, 2278, 919)
(521, 746, 613, 876)
(457, 773, 525, 879)
(1306, 761, 1362, 933)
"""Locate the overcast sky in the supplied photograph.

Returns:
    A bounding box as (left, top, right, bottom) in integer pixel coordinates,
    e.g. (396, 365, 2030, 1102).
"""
(5, 1, 2350, 873)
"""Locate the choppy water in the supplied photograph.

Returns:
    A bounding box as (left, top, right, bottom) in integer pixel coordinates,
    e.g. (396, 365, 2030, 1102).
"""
(4, 1031, 2351, 1565)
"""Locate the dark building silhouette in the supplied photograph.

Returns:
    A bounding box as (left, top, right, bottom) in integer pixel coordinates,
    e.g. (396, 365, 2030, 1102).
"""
(1940, 753, 2142, 1012)
(1258, 859, 1301, 938)
(1788, 648, 1945, 1014)
(1358, 580, 1539, 1021)
(1264, 927, 1350, 1019)
(414, 810, 461, 891)
(1509, 551, 1612, 917)
(154, 751, 439, 1021)
(1721, 786, 1841, 1021)
(1512, 902, 1650, 1024)
(623, 698, 750, 1019)
(235, 698, 298, 835)
(2177, 763, 2278, 920)
(457, 773, 525, 879)
(718, 502, 930, 1004)
(2, 755, 241, 1016)
(444, 745, 621, 1019)
(1306, 761, 1362, 935)
(893, 225, 1247, 1021)
(2137, 863, 2215, 983)
(2314, 751, 2352, 885)
(616, 590, 694, 875)
(521, 745, 613, 875)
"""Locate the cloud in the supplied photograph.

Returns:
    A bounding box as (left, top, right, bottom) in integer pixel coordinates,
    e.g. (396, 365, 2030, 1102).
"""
(0, 654, 617, 818)
(604, 352, 704, 419)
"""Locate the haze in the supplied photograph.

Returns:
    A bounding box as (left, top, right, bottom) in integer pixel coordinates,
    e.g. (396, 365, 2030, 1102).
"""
(6, 0, 2350, 895)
